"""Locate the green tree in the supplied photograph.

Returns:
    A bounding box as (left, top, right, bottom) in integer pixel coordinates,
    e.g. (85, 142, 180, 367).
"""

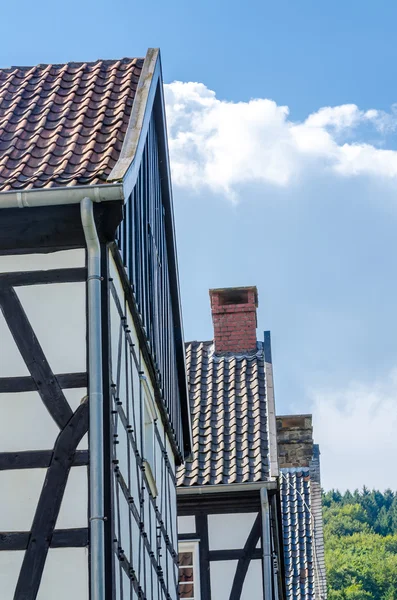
(323, 489, 397, 600)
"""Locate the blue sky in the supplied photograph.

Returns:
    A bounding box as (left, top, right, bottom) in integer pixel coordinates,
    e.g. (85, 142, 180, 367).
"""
(3, 0, 397, 489)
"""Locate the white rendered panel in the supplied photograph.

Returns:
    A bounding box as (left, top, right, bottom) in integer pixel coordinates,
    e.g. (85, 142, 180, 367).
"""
(123, 570, 131, 599)
(178, 516, 196, 535)
(128, 451, 140, 508)
(117, 331, 128, 413)
(119, 494, 131, 564)
(0, 391, 58, 451)
(0, 312, 29, 377)
(56, 467, 88, 529)
(166, 434, 176, 475)
(116, 417, 129, 484)
(16, 282, 86, 374)
(109, 293, 121, 375)
(130, 512, 140, 575)
(208, 513, 258, 550)
(115, 560, 122, 600)
(241, 559, 263, 600)
(109, 256, 125, 313)
(0, 469, 46, 530)
(0, 249, 85, 273)
(37, 548, 88, 600)
(210, 560, 237, 600)
(0, 551, 25, 598)
(123, 294, 139, 351)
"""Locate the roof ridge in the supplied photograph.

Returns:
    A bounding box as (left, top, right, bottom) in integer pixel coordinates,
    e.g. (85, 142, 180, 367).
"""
(1, 57, 143, 73)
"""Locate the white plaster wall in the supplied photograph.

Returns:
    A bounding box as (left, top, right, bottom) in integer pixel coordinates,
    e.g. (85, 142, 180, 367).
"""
(115, 561, 121, 600)
(241, 559, 263, 600)
(210, 560, 238, 600)
(208, 512, 258, 550)
(37, 548, 89, 600)
(0, 391, 59, 451)
(0, 249, 85, 273)
(16, 281, 86, 374)
(56, 466, 88, 529)
(178, 515, 196, 535)
(0, 468, 46, 530)
(0, 551, 25, 599)
(0, 311, 29, 377)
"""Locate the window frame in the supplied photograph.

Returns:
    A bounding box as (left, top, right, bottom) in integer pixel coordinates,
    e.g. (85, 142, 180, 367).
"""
(178, 540, 201, 600)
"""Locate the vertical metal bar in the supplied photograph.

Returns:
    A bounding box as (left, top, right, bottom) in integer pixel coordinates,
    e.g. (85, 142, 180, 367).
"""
(261, 487, 274, 600)
(81, 197, 105, 600)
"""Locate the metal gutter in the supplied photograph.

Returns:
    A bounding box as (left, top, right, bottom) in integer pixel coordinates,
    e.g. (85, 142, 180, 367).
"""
(0, 182, 124, 209)
(81, 197, 105, 600)
(261, 487, 274, 600)
(177, 480, 277, 495)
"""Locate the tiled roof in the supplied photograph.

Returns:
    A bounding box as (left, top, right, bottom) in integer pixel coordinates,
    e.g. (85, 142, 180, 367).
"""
(0, 58, 143, 190)
(281, 469, 316, 600)
(176, 341, 269, 487)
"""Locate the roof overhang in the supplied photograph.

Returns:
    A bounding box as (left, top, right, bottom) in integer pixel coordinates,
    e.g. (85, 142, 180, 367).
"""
(177, 479, 278, 496)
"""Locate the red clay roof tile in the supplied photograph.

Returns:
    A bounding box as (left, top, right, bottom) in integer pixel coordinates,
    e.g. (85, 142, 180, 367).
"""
(0, 58, 143, 191)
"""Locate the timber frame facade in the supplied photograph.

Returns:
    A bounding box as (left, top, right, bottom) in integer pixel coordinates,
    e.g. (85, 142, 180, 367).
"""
(0, 49, 191, 600)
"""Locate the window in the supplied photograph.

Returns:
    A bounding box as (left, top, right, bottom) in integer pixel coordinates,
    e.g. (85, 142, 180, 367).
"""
(178, 542, 200, 600)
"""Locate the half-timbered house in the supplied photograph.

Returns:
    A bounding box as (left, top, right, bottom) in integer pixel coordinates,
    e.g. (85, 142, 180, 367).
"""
(176, 287, 327, 600)
(0, 49, 191, 600)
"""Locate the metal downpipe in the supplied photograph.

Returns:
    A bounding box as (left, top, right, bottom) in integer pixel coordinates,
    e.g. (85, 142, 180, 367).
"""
(261, 487, 273, 600)
(81, 197, 105, 600)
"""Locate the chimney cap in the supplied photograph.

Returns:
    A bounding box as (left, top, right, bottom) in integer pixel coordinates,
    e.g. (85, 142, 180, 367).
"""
(209, 286, 258, 307)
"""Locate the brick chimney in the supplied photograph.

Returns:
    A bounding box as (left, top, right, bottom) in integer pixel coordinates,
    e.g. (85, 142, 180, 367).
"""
(209, 286, 258, 354)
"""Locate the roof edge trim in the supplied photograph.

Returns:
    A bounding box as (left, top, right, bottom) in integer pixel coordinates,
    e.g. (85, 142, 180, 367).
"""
(177, 480, 277, 495)
(108, 48, 159, 185)
(264, 331, 279, 479)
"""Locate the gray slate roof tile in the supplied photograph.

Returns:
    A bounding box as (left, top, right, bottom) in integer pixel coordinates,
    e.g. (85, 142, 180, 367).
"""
(281, 469, 315, 600)
(177, 341, 270, 487)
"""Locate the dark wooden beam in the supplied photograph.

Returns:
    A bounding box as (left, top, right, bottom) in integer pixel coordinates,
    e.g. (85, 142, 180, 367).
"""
(209, 549, 262, 561)
(0, 449, 88, 470)
(0, 287, 74, 429)
(0, 202, 123, 255)
(0, 528, 89, 551)
(0, 372, 87, 393)
(0, 268, 86, 287)
(177, 490, 261, 515)
(196, 514, 211, 600)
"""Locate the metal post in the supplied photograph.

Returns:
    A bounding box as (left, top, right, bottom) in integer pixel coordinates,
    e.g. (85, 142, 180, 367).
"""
(81, 197, 105, 600)
(261, 487, 273, 600)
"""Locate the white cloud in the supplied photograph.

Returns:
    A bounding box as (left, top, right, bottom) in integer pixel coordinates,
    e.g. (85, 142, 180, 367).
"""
(310, 369, 397, 491)
(164, 82, 397, 199)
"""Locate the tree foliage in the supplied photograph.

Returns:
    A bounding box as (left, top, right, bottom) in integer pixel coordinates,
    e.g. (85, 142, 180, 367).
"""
(323, 489, 397, 600)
